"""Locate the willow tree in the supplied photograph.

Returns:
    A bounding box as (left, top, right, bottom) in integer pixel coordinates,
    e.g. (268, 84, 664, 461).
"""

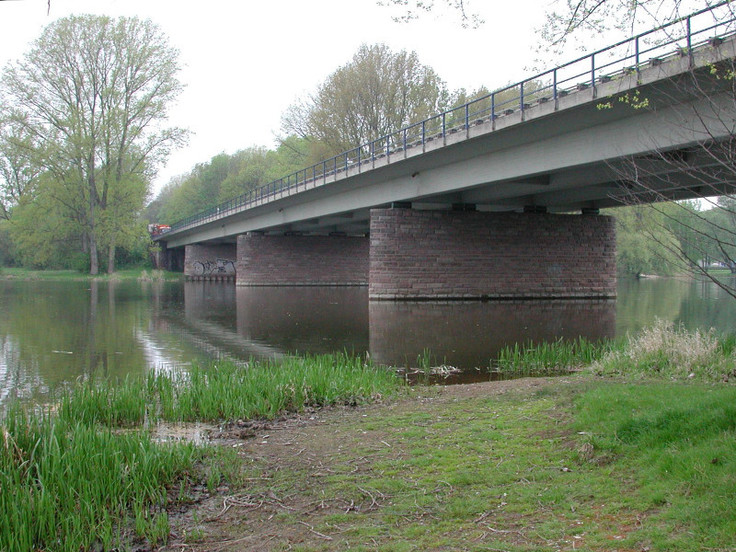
(1, 15, 187, 274)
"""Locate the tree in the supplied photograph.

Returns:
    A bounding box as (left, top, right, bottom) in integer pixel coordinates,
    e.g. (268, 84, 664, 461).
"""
(1, 15, 187, 274)
(282, 44, 449, 159)
(0, 120, 41, 221)
(150, 138, 312, 225)
(377, 0, 484, 28)
(608, 49, 736, 297)
(610, 203, 687, 276)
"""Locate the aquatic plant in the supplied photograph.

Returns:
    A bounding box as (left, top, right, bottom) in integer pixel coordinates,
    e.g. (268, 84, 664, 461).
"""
(494, 336, 617, 377)
(58, 353, 403, 426)
(0, 406, 194, 551)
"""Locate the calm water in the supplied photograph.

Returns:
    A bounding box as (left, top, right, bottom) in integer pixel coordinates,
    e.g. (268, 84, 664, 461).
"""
(1, 276, 735, 403)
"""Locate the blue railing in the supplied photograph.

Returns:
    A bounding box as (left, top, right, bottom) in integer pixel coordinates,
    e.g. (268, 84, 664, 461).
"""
(165, 1, 736, 235)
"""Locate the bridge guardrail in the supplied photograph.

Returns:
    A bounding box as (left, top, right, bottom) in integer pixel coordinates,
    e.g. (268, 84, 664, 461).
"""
(163, 1, 736, 236)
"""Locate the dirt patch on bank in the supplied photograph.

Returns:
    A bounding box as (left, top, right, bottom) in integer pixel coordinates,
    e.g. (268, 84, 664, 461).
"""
(159, 375, 588, 551)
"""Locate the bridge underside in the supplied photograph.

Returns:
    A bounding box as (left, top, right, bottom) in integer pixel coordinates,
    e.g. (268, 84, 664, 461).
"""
(182, 208, 617, 300)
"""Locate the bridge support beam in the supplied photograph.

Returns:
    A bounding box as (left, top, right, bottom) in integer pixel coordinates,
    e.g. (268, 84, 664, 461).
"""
(236, 233, 369, 286)
(184, 244, 237, 281)
(369, 208, 616, 300)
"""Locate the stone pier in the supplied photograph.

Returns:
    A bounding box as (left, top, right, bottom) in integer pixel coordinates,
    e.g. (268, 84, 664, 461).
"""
(368, 208, 616, 300)
(184, 244, 237, 281)
(236, 233, 369, 286)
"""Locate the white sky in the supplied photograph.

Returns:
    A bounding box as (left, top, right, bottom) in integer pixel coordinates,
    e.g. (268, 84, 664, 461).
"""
(0, 0, 558, 195)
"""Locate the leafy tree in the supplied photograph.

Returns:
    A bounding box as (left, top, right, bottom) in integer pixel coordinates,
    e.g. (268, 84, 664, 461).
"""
(1, 15, 187, 274)
(151, 137, 313, 225)
(8, 171, 84, 268)
(282, 44, 449, 158)
(217, 148, 271, 203)
(0, 120, 41, 221)
(610, 203, 685, 276)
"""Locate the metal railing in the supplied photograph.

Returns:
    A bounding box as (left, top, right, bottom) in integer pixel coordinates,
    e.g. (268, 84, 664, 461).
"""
(165, 1, 736, 236)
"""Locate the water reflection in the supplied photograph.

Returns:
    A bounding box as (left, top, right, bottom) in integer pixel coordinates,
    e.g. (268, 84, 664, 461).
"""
(369, 300, 616, 369)
(0, 280, 149, 403)
(235, 286, 368, 355)
(2, 275, 736, 405)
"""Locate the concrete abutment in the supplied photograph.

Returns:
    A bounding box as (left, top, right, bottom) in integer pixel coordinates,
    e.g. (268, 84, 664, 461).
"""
(184, 244, 237, 282)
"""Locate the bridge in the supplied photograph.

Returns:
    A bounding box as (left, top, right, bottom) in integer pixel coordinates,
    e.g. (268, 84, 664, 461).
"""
(156, 3, 736, 300)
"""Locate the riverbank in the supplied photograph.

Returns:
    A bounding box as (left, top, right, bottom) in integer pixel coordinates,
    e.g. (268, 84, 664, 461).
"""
(159, 376, 736, 552)
(0, 354, 402, 552)
(2, 327, 735, 551)
(0, 266, 183, 281)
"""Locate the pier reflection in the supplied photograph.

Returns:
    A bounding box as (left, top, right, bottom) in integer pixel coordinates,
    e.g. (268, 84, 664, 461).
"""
(235, 287, 369, 355)
(368, 300, 617, 373)
(199, 285, 619, 375)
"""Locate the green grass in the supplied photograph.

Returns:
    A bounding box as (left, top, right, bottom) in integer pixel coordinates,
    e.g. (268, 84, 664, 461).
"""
(495, 336, 619, 377)
(0, 266, 183, 281)
(592, 319, 736, 382)
(222, 378, 736, 551)
(0, 406, 196, 552)
(1, 353, 403, 551)
(575, 383, 736, 550)
(58, 353, 403, 426)
(494, 322, 736, 383)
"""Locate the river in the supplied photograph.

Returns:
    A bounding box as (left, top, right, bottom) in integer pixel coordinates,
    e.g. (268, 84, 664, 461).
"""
(1, 276, 735, 404)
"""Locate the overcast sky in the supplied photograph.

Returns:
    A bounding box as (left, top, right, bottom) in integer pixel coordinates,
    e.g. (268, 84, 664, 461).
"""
(0, 0, 559, 194)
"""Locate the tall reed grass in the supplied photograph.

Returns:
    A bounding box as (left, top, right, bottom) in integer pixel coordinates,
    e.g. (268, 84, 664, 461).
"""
(0, 406, 195, 551)
(58, 353, 402, 426)
(494, 337, 618, 377)
(1, 353, 402, 551)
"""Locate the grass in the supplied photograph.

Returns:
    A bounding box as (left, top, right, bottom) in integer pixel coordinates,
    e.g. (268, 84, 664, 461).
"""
(494, 321, 736, 383)
(0, 407, 196, 551)
(0, 266, 183, 281)
(592, 318, 736, 382)
(58, 353, 403, 426)
(0, 354, 403, 551)
(207, 377, 736, 551)
(575, 383, 736, 550)
(495, 336, 620, 377)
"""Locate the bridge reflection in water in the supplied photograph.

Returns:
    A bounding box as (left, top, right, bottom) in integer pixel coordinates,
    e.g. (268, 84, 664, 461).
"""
(368, 300, 615, 381)
(182, 284, 615, 379)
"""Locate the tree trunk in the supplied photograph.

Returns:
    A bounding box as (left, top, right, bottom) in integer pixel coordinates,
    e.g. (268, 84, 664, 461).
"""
(89, 236, 99, 275)
(107, 241, 116, 274)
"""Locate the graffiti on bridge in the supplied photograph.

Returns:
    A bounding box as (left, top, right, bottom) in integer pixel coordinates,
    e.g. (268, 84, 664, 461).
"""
(192, 258, 236, 276)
